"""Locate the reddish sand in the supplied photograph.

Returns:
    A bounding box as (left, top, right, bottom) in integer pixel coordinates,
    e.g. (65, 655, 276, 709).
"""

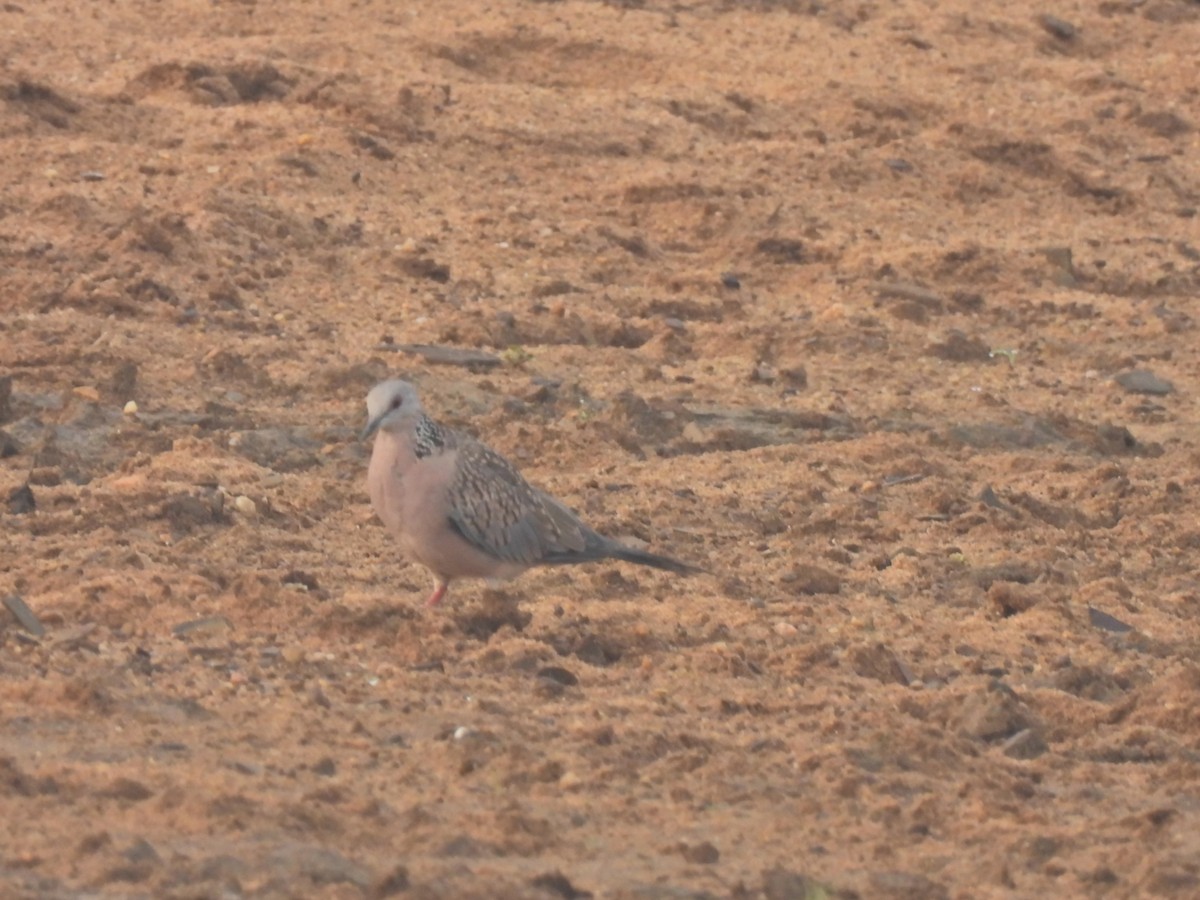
(2, 0, 1200, 897)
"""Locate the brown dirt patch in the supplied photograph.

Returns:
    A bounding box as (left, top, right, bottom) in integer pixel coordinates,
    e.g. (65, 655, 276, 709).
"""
(3, 0, 1200, 897)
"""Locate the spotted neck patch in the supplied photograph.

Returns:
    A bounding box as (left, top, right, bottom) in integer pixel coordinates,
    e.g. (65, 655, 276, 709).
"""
(413, 415, 450, 459)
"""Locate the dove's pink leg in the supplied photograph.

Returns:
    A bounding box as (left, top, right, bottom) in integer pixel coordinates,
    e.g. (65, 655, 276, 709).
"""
(425, 580, 448, 607)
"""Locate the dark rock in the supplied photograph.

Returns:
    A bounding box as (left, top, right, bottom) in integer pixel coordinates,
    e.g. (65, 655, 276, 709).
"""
(352, 131, 396, 160)
(3, 595, 44, 637)
(100, 778, 154, 802)
(1019, 835, 1060, 867)
(531, 870, 593, 899)
(1083, 867, 1119, 886)
(978, 485, 1008, 510)
(7, 483, 35, 514)
(1114, 370, 1173, 396)
(571, 634, 621, 667)
(1093, 424, 1142, 456)
(680, 841, 719, 864)
(532, 279, 579, 298)
(1087, 605, 1133, 633)
(109, 361, 139, 401)
(0, 755, 60, 797)
(393, 255, 451, 283)
(1038, 14, 1077, 41)
(123, 839, 161, 866)
(1135, 111, 1193, 139)
(536, 666, 579, 687)
(1040, 246, 1078, 285)
(0, 374, 11, 422)
(372, 864, 411, 898)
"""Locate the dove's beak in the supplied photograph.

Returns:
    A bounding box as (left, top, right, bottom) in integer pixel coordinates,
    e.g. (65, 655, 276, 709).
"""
(360, 414, 384, 442)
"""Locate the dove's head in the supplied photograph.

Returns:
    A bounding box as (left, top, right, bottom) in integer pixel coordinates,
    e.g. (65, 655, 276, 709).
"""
(362, 378, 424, 440)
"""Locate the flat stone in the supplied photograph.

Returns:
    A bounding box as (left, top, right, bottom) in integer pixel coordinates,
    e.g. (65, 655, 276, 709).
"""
(379, 343, 501, 369)
(1114, 370, 1173, 396)
(3, 595, 44, 637)
(1087, 605, 1133, 633)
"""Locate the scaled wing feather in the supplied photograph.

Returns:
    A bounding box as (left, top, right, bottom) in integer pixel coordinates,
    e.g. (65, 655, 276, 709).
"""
(447, 440, 589, 564)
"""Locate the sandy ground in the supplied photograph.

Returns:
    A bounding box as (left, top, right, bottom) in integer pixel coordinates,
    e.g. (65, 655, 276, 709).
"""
(2, 0, 1200, 897)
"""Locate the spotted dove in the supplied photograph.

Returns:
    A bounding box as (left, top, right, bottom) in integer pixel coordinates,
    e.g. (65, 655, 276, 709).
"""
(362, 378, 702, 606)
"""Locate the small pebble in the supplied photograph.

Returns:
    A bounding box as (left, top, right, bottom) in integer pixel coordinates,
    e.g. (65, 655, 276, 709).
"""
(1039, 13, 1077, 41)
(233, 495, 257, 516)
(123, 400, 139, 415)
(774, 622, 798, 637)
(72, 385, 100, 402)
(750, 362, 777, 384)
